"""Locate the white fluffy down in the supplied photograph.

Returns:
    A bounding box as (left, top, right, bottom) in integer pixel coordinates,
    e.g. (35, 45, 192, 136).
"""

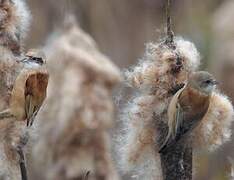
(125, 37, 200, 91)
(175, 37, 200, 71)
(117, 38, 201, 179)
(12, 0, 31, 39)
(193, 92, 234, 151)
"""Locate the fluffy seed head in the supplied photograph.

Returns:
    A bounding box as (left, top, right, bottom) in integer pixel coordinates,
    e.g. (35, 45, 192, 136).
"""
(116, 37, 200, 179)
(193, 92, 234, 151)
(0, 0, 31, 49)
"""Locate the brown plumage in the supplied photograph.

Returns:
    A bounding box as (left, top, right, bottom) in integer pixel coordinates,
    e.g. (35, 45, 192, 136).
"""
(0, 49, 49, 126)
(159, 71, 218, 153)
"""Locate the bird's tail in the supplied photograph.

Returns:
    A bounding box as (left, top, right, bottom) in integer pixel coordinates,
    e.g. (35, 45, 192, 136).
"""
(158, 132, 171, 154)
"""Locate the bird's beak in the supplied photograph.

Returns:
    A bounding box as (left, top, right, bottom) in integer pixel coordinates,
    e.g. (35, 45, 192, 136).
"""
(212, 80, 219, 85)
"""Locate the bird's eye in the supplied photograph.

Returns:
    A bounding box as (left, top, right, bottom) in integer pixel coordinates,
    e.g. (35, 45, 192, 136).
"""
(205, 80, 211, 84)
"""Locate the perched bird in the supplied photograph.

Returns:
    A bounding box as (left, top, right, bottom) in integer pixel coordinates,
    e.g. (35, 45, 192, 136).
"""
(159, 71, 218, 153)
(0, 49, 48, 127)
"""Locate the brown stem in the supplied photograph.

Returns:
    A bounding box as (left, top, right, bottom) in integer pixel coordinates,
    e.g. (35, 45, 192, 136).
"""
(165, 0, 176, 49)
(155, 113, 193, 180)
(160, 141, 193, 180)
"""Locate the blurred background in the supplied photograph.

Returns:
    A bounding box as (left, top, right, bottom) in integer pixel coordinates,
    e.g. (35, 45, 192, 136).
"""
(25, 0, 234, 179)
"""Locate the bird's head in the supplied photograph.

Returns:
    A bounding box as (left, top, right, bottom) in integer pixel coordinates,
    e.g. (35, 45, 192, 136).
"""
(189, 71, 218, 95)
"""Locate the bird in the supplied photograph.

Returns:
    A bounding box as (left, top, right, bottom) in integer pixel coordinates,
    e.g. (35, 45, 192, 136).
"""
(159, 71, 218, 153)
(0, 49, 49, 127)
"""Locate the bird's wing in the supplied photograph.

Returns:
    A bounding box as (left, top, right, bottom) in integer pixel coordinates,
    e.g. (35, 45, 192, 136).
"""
(29, 105, 41, 127)
(25, 72, 48, 127)
(25, 95, 34, 126)
(174, 102, 183, 139)
(159, 86, 185, 153)
(167, 85, 186, 138)
(159, 89, 210, 154)
(159, 101, 183, 153)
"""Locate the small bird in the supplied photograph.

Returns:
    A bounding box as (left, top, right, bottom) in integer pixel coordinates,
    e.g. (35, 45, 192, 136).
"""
(0, 49, 49, 127)
(159, 71, 218, 153)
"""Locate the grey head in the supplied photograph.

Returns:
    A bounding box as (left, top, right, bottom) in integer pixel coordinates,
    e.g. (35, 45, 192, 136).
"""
(188, 71, 218, 95)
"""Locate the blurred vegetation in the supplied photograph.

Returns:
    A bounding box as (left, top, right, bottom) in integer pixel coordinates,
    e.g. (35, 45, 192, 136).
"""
(26, 0, 224, 68)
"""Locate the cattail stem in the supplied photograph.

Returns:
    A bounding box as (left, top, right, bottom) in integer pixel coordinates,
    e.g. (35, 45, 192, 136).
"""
(160, 141, 193, 180)
(165, 0, 176, 49)
(158, 0, 194, 172)
(159, 2, 193, 178)
(155, 113, 193, 180)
